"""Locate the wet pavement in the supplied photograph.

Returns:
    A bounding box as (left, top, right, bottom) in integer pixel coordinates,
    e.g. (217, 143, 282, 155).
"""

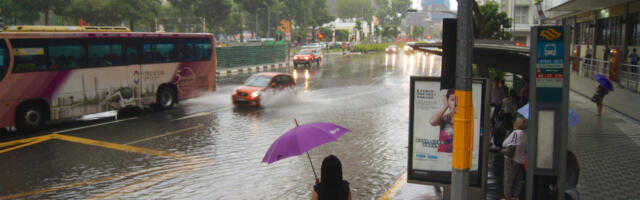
(0, 52, 441, 199)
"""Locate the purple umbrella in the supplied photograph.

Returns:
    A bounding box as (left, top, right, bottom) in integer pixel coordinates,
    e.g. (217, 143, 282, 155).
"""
(594, 74, 613, 91)
(262, 120, 350, 179)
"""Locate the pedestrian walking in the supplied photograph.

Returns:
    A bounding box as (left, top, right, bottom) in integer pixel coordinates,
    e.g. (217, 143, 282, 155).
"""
(312, 155, 351, 200)
(502, 118, 528, 200)
(591, 85, 608, 116)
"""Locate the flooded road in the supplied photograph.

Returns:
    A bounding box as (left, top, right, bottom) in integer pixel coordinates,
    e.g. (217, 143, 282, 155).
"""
(0, 51, 442, 199)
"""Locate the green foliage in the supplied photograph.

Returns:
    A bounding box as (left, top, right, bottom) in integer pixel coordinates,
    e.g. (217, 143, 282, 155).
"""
(319, 26, 334, 41)
(0, 0, 41, 24)
(350, 43, 393, 52)
(381, 25, 399, 39)
(336, 0, 373, 20)
(473, 1, 512, 40)
(335, 29, 350, 41)
(410, 26, 424, 40)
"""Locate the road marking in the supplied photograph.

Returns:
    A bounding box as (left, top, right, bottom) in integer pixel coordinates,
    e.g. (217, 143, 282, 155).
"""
(378, 171, 407, 200)
(87, 159, 211, 199)
(170, 106, 232, 122)
(0, 135, 50, 149)
(51, 134, 189, 160)
(125, 124, 204, 145)
(0, 162, 177, 200)
(0, 136, 53, 154)
(56, 117, 139, 134)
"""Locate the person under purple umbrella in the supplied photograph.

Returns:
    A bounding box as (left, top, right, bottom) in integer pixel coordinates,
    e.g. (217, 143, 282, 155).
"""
(312, 155, 351, 200)
(591, 85, 609, 116)
(592, 74, 613, 116)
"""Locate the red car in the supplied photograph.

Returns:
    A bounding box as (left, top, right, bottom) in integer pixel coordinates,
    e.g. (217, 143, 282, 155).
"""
(293, 48, 321, 68)
(232, 72, 296, 107)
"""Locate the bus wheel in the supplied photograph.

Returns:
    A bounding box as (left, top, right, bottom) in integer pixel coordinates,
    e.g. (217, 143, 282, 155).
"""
(16, 103, 46, 132)
(156, 87, 176, 111)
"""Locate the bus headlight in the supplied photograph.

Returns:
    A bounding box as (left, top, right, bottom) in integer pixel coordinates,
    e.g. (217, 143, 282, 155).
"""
(251, 91, 260, 98)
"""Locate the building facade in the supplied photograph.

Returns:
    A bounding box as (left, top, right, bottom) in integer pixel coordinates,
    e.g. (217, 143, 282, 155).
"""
(545, 0, 640, 65)
(500, 0, 541, 46)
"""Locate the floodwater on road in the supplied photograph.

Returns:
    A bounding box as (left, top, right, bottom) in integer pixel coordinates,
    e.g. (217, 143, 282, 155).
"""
(0, 51, 442, 199)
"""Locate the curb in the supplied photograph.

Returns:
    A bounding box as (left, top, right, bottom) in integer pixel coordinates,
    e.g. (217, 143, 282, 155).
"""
(216, 62, 288, 77)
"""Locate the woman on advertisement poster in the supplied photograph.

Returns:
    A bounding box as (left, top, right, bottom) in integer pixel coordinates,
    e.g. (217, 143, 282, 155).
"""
(429, 89, 455, 153)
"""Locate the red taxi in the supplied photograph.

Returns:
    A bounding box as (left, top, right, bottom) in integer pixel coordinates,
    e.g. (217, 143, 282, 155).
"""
(231, 72, 296, 107)
(293, 48, 321, 68)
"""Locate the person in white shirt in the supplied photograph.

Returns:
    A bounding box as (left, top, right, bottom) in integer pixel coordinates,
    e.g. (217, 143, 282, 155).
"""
(502, 118, 528, 200)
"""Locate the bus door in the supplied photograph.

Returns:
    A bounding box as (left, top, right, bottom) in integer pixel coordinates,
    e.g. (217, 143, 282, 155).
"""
(122, 39, 143, 107)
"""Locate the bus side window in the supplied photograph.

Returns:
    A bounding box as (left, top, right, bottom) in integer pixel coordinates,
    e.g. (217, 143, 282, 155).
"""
(154, 40, 176, 63)
(0, 42, 8, 81)
(48, 40, 84, 69)
(194, 38, 212, 61)
(142, 42, 153, 64)
(87, 41, 123, 67)
(11, 39, 48, 72)
(182, 40, 196, 62)
(125, 42, 140, 65)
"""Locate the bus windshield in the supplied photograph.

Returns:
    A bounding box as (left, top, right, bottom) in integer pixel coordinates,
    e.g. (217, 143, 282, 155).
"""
(244, 75, 271, 87)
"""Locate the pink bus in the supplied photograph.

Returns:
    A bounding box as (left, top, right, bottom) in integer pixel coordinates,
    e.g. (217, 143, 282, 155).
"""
(0, 31, 216, 132)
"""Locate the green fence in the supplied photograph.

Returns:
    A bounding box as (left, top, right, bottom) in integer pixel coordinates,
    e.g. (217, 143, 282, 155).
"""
(215, 44, 287, 69)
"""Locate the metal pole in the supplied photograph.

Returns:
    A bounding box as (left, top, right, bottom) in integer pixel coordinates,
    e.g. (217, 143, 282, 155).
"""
(451, 0, 473, 198)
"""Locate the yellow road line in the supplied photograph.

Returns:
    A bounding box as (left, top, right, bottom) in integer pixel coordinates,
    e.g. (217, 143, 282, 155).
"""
(0, 135, 50, 148)
(0, 163, 177, 200)
(0, 136, 53, 154)
(51, 134, 189, 161)
(171, 106, 232, 122)
(378, 171, 407, 200)
(124, 124, 204, 145)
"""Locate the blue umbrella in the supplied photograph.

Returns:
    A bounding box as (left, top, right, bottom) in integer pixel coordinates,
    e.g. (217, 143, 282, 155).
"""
(594, 74, 613, 91)
(517, 103, 580, 127)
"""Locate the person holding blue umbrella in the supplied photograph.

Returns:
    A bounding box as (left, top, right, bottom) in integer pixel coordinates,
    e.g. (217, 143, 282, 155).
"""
(592, 74, 613, 116)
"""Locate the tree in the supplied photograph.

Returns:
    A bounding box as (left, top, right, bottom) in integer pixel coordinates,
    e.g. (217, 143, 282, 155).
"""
(336, 0, 373, 21)
(111, 0, 161, 31)
(308, 0, 334, 42)
(410, 26, 424, 40)
(193, 0, 233, 34)
(167, 0, 196, 17)
(319, 26, 334, 41)
(24, 0, 71, 25)
(473, 1, 512, 40)
(63, 0, 120, 26)
(0, 0, 40, 25)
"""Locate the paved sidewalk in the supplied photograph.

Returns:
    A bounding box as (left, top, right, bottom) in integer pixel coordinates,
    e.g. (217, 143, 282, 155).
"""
(570, 71, 640, 121)
(567, 90, 640, 200)
(386, 89, 640, 200)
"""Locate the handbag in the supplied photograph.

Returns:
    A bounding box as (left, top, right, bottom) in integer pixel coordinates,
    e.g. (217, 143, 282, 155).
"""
(590, 94, 601, 103)
(501, 132, 518, 157)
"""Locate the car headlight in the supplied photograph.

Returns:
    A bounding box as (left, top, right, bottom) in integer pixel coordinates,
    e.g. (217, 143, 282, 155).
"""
(251, 91, 260, 98)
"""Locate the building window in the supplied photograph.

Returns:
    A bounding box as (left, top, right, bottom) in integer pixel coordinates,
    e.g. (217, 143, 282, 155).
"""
(631, 13, 640, 46)
(597, 16, 623, 45)
(514, 6, 529, 24)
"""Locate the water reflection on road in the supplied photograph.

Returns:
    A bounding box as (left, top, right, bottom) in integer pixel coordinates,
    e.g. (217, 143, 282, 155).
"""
(0, 51, 443, 199)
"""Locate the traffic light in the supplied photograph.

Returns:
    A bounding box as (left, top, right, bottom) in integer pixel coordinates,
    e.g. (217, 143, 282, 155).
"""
(318, 33, 324, 40)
